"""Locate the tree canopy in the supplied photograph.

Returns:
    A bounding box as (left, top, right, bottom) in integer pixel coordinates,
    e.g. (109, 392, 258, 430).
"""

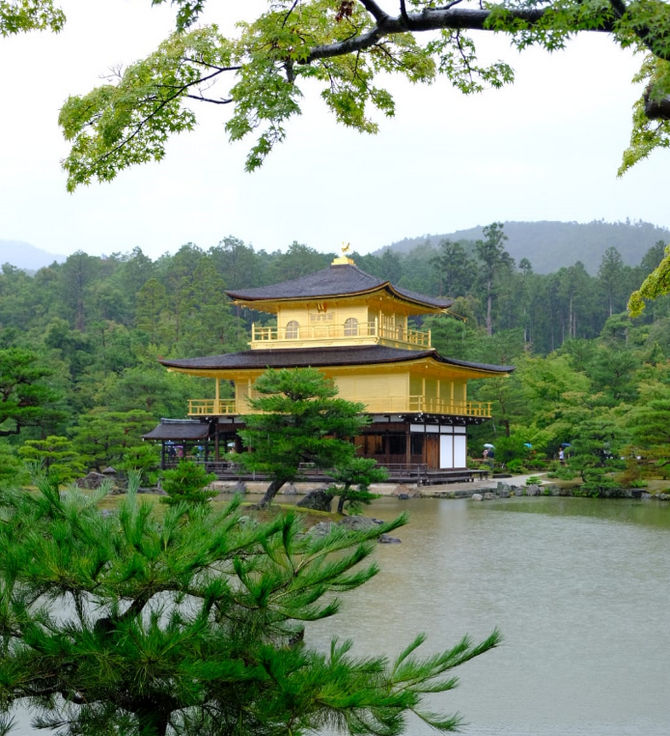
(4, 1, 670, 187)
(235, 367, 370, 507)
(0, 348, 61, 436)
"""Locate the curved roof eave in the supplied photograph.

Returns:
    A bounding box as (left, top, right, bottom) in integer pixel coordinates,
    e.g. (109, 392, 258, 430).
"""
(159, 346, 514, 376)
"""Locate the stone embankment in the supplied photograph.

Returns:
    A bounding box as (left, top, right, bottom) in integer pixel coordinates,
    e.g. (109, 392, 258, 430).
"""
(209, 476, 551, 500)
(209, 475, 668, 502)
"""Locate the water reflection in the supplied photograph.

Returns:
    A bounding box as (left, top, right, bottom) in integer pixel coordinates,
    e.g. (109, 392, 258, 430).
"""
(482, 495, 670, 529)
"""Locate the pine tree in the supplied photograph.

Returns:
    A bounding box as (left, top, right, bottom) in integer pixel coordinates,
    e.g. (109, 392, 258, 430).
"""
(0, 473, 499, 736)
(235, 368, 369, 507)
(327, 456, 388, 514)
(160, 460, 217, 505)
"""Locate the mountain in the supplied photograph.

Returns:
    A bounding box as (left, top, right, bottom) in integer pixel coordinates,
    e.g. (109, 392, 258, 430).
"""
(381, 220, 670, 274)
(0, 241, 65, 271)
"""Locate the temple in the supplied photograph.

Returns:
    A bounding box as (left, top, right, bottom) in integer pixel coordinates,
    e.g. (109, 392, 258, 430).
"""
(145, 253, 513, 482)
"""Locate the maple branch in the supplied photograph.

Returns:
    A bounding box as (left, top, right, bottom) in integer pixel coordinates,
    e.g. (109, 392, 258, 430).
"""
(307, 5, 617, 63)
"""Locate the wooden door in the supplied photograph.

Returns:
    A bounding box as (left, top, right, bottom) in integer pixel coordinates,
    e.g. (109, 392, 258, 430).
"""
(426, 435, 439, 469)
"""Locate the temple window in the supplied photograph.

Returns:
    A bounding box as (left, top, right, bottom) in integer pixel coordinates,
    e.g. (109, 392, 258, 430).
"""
(344, 317, 359, 336)
(285, 320, 300, 339)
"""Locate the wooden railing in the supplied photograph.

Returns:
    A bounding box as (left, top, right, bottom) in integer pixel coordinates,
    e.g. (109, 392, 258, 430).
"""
(163, 458, 431, 483)
(407, 396, 492, 417)
(250, 321, 431, 349)
(188, 398, 236, 416)
(186, 396, 491, 418)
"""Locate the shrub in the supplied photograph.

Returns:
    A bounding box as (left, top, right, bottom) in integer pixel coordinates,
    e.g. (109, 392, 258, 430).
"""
(506, 459, 527, 474)
(160, 460, 217, 505)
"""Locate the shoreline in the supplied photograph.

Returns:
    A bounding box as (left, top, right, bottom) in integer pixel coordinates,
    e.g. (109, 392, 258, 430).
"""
(209, 474, 669, 501)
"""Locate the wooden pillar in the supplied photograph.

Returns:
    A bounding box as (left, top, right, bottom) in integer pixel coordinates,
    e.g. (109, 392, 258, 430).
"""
(215, 377, 220, 414)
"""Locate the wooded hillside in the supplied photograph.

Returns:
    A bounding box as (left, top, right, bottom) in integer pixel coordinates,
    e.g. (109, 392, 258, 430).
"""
(384, 220, 670, 274)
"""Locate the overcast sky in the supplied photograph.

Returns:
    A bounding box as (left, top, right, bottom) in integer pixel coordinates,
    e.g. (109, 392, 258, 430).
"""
(0, 0, 668, 262)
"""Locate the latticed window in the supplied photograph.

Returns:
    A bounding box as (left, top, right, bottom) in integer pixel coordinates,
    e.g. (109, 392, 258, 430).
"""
(285, 320, 299, 339)
(344, 317, 358, 336)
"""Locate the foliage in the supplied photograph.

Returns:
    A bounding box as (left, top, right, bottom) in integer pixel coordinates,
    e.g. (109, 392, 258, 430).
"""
(0, 0, 64, 36)
(235, 368, 369, 506)
(474, 222, 514, 335)
(0, 1, 659, 187)
(0, 474, 500, 736)
(0, 347, 61, 436)
(623, 378, 670, 471)
(17, 434, 84, 484)
(431, 239, 476, 298)
(117, 443, 162, 484)
(628, 244, 670, 317)
(160, 459, 217, 505)
(71, 408, 157, 472)
(493, 433, 532, 467)
(327, 456, 388, 514)
(619, 55, 670, 174)
(504, 458, 528, 474)
(0, 441, 30, 486)
(563, 411, 628, 489)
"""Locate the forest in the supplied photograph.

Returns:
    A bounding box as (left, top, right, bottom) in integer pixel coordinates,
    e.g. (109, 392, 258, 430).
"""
(1, 225, 669, 491)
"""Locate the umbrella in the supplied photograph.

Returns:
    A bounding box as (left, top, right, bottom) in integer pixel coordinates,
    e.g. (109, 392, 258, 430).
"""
(561, 442, 572, 447)
(524, 443, 533, 448)
(483, 443, 495, 448)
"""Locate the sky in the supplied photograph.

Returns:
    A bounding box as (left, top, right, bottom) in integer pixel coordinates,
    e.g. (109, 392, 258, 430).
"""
(0, 0, 668, 263)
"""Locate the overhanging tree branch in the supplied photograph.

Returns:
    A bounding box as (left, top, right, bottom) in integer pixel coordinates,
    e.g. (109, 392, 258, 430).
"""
(53, 1, 670, 187)
(306, 6, 613, 63)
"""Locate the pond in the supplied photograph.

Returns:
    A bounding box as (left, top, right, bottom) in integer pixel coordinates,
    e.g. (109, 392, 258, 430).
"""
(308, 496, 670, 736)
(9, 496, 670, 735)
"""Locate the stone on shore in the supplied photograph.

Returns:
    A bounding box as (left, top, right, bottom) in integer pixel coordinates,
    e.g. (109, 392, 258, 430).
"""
(296, 488, 333, 511)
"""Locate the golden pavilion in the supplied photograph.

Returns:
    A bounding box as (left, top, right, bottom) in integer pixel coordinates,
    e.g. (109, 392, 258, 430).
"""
(145, 253, 513, 482)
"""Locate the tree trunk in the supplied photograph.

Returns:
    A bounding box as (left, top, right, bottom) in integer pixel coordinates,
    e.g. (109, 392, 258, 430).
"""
(136, 704, 170, 736)
(486, 280, 493, 336)
(258, 477, 286, 507)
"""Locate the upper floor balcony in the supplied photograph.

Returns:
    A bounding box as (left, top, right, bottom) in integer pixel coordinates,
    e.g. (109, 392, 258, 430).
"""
(187, 396, 491, 419)
(250, 319, 431, 350)
(188, 398, 237, 416)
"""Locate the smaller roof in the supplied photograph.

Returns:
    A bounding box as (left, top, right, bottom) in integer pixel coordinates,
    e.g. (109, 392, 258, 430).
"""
(143, 419, 210, 441)
(225, 263, 451, 311)
(159, 345, 514, 375)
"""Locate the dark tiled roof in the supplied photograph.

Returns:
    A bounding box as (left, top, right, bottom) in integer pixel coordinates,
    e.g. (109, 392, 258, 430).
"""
(143, 419, 210, 440)
(159, 345, 514, 374)
(225, 263, 451, 310)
